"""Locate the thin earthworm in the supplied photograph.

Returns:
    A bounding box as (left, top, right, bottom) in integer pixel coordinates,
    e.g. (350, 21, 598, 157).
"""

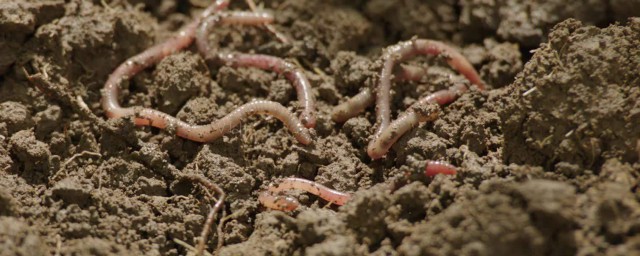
(330, 64, 427, 123)
(367, 83, 467, 159)
(331, 88, 374, 123)
(424, 160, 457, 177)
(331, 39, 484, 129)
(259, 163, 457, 211)
(102, 9, 312, 144)
(179, 174, 226, 256)
(259, 177, 351, 211)
(196, 13, 316, 128)
(103, 0, 229, 118)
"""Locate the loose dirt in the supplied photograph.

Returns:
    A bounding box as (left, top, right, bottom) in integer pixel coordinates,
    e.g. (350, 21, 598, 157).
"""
(1, 0, 639, 255)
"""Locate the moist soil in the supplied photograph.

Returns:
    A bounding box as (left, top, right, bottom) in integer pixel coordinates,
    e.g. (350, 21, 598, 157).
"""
(1, 0, 639, 255)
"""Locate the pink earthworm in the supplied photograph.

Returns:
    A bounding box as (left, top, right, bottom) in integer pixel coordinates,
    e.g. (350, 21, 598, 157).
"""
(196, 13, 316, 128)
(259, 177, 351, 211)
(331, 64, 427, 123)
(260, 162, 456, 211)
(331, 39, 484, 130)
(367, 83, 468, 159)
(424, 160, 457, 177)
(102, 7, 312, 144)
(103, 0, 229, 118)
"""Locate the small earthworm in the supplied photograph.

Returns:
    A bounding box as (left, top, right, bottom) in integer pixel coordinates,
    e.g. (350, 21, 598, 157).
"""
(196, 13, 316, 128)
(331, 39, 484, 131)
(259, 177, 351, 211)
(331, 64, 427, 123)
(367, 83, 467, 159)
(260, 162, 456, 211)
(102, 8, 312, 144)
(424, 160, 457, 177)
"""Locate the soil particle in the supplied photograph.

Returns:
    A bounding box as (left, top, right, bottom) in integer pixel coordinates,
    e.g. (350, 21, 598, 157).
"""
(501, 18, 640, 170)
(364, 0, 458, 43)
(278, 0, 375, 63)
(58, 237, 131, 256)
(459, 0, 608, 48)
(475, 39, 523, 88)
(9, 129, 51, 177)
(610, 0, 640, 22)
(184, 145, 256, 202)
(33, 104, 62, 139)
(0, 0, 65, 75)
(0, 101, 34, 134)
(399, 180, 578, 256)
(0, 187, 17, 216)
(151, 52, 210, 114)
(0, 216, 49, 256)
(23, 0, 153, 104)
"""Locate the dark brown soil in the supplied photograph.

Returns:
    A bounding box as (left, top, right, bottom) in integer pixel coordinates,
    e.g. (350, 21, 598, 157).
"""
(1, 1, 639, 255)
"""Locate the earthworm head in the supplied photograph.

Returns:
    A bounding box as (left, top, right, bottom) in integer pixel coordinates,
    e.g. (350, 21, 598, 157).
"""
(300, 112, 316, 128)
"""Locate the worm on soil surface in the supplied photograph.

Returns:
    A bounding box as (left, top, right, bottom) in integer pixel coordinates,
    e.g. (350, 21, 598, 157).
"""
(367, 83, 468, 159)
(196, 13, 316, 128)
(259, 177, 351, 211)
(260, 163, 457, 211)
(102, 6, 312, 144)
(331, 39, 485, 129)
(424, 160, 458, 177)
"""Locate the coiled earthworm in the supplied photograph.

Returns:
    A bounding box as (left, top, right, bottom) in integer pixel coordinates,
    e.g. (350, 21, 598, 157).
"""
(102, 7, 312, 144)
(196, 13, 317, 128)
(103, 0, 229, 117)
(367, 83, 468, 159)
(331, 39, 484, 131)
(259, 177, 351, 211)
(260, 162, 456, 211)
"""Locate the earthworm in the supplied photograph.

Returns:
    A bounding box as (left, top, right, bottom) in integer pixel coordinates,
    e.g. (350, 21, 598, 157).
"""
(196, 13, 316, 128)
(331, 39, 484, 129)
(102, 8, 312, 144)
(103, 0, 229, 116)
(260, 163, 456, 211)
(331, 65, 427, 123)
(424, 160, 457, 177)
(367, 83, 468, 159)
(259, 177, 351, 211)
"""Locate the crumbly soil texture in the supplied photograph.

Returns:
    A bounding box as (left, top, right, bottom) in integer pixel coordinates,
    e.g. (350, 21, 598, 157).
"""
(1, 0, 639, 255)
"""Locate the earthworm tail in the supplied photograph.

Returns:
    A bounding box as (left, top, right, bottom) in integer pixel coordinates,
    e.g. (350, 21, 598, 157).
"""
(179, 174, 226, 256)
(367, 83, 468, 159)
(196, 13, 316, 128)
(259, 177, 351, 211)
